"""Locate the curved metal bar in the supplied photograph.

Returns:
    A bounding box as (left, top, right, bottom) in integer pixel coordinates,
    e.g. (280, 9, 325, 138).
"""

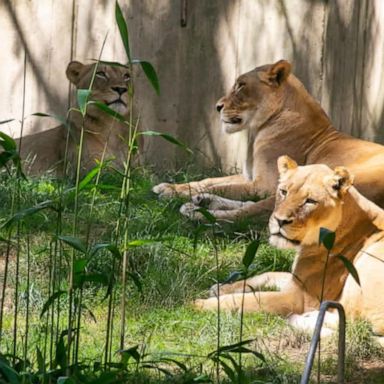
(300, 301, 346, 384)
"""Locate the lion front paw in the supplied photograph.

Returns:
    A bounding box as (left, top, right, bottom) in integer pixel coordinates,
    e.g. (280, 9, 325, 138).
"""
(152, 182, 177, 198)
(193, 297, 218, 311)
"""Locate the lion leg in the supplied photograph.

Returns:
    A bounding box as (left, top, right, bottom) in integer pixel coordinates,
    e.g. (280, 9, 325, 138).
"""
(209, 271, 292, 297)
(180, 196, 275, 222)
(339, 244, 384, 336)
(152, 174, 247, 199)
(194, 286, 304, 316)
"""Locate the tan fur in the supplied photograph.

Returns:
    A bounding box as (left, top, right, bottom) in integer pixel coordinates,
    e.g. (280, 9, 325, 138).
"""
(19, 61, 134, 175)
(195, 157, 384, 335)
(153, 59, 384, 221)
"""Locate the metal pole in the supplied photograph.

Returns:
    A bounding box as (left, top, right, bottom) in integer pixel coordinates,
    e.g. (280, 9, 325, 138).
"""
(300, 301, 346, 384)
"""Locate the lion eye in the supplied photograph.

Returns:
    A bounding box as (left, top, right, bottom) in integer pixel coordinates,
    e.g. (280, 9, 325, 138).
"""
(304, 198, 317, 205)
(123, 73, 131, 81)
(279, 189, 287, 198)
(96, 71, 108, 79)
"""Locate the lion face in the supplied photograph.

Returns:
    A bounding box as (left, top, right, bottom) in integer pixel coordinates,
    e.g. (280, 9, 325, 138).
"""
(269, 156, 353, 249)
(66, 61, 131, 116)
(216, 60, 292, 134)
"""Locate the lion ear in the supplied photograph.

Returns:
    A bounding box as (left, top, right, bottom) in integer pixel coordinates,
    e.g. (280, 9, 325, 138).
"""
(267, 60, 292, 86)
(277, 155, 298, 175)
(66, 61, 84, 85)
(325, 167, 354, 197)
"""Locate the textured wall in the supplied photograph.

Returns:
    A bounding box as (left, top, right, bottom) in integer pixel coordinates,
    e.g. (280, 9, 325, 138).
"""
(1, 0, 384, 172)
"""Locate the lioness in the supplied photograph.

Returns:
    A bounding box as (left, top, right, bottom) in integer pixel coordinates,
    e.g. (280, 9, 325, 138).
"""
(153, 60, 384, 221)
(19, 61, 134, 175)
(195, 156, 384, 335)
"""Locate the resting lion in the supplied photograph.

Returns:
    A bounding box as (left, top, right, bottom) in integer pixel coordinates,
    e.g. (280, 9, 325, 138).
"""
(195, 156, 384, 336)
(153, 59, 384, 221)
(19, 61, 134, 175)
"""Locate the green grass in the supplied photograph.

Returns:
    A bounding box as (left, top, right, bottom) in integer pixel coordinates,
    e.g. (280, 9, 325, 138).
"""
(0, 166, 383, 383)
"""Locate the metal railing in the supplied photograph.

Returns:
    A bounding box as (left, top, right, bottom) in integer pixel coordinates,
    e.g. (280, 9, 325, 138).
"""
(300, 301, 346, 384)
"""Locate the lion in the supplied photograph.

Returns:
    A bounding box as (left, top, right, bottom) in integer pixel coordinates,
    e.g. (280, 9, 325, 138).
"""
(194, 156, 384, 336)
(153, 59, 384, 222)
(19, 61, 134, 175)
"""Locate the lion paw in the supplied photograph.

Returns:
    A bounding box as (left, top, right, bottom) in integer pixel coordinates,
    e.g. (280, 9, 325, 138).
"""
(152, 183, 176, 198)
(179, 202, 205, 221)
(193, 299, 206, 310)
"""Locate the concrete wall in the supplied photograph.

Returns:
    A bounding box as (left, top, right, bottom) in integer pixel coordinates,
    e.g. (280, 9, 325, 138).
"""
(1, 0, 384, 172)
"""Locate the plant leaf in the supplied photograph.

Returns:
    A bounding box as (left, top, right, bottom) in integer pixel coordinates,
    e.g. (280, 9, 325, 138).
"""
(74, 272, 110, 288)
(132, 60, 160, 95)
(140, 130, 192, 154)
(2, 200, 54, 229)
(32, 112, 68, 127)
(89, 101, 128, 124)
(40, 290, 67, 318)
(118, 345, 141, 365)
(74, 259, 87, 274)
(115, 1, 131, 63)
(319, 227, 336, 251)
(0, 360, 20, 384)
(242, 239, 260, 269)
(78, 165, 101, 191)
(195, 207, 216, 224)
(337, 254, 361, 286)
(58, 235, 87, 254)
(90, 243, 122, 260)
(126, 239, 160, 247)
(209, 339, 259, 357)
(55, 331, 68, 370)
(0, 119, 14, 125)
(0, 132, 17, 151)
(36, 347, 45, 373)
(128, 271, 142, 293)
(77, 89, 91, 115)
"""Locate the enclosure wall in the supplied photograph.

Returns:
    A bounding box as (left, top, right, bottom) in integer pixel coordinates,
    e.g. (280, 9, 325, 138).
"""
(1, 0, 384, 172)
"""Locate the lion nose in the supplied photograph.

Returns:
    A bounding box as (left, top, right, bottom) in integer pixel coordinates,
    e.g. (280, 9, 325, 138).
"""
(112, 86, 127, 96)
(276, 217, 293, 227)
(216, 103, 224, 113)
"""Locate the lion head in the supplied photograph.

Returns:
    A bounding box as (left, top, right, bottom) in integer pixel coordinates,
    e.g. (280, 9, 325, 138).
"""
(66, 61, 131, 117)
(216, 60, 292, 134)
(269, 156, 354, 249)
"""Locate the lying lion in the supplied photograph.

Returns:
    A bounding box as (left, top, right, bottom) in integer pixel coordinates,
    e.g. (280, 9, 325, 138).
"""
(153, 60, 384, 222)
(19, 61, 134, 175)
(195, 156, 384, 336)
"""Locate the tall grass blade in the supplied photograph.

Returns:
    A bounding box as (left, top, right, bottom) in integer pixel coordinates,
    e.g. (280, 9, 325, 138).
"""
(141, 130, 192, 154)
(40, 291, 67, 318)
